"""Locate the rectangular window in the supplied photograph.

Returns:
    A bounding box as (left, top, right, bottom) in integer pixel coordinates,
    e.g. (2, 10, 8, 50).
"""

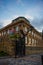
(7, 30, 9, 34)
(29, 31, 31, 33)
(32, 39, 34, 46)
(34, 40, 37, 46)
(1, 32, 3, 36)
(32, 31, 34, 35)
(25, 36, 27, 44)
(0, 38, 2, 42)
(16, 26, 19, 32)
(0, 33, 1, 36)
(4, 31, 6, 35)
(29, 38, 31, 45)
(24, 27, 27, 32)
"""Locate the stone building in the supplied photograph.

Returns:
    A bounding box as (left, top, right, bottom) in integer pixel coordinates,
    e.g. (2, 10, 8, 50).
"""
(0, 17, 43, 56)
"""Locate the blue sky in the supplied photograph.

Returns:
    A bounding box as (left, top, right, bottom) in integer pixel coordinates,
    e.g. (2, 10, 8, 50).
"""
(0, 0, 43, 32)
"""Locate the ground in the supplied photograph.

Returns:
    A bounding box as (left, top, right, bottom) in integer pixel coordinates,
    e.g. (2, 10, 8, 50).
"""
(0, 54, 43, 65)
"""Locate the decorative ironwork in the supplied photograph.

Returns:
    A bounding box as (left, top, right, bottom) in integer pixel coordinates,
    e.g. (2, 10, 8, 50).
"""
(15, 27, 33, 57)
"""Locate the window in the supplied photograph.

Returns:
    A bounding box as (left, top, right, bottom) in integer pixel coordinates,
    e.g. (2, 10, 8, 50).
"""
(7, 30, 10, 34)
(35, 40, 36, 44)
(34, 33, 35, 37)
(2, 32, 3, 36)
(25, 36, 27, 44)
(0, 33, 1, 36)
(9, 28, 15, 35)
(0, 38, 2, 42)
(29, 30, 31, 33)
(32, 39, 34, 46)
(4, 31, 6, 35)
(16, 26, 19, 32)
(34, 40, 37, 46)
(24, 27, 27, 32)
(29, 38, 31, 45)
(32, 31, 34, 35)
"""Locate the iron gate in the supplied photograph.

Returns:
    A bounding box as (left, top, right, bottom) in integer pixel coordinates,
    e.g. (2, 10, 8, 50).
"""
(15, 37, 25, 57)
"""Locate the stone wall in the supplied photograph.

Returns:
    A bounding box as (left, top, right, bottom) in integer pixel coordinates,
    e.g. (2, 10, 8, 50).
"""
(26, 46, 43, 55)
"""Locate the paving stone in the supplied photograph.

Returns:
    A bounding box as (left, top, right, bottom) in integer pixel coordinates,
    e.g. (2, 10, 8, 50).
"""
(0, 54, 42, 65)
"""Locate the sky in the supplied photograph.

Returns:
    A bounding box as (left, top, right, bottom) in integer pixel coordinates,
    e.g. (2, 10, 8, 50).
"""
(0, 0, 43, 32)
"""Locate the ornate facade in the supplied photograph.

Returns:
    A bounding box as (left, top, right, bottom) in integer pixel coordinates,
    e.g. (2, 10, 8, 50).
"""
(0, 17, 43, 56)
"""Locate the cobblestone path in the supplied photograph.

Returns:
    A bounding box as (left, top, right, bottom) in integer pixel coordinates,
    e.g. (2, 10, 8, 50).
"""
(0, 55, 42, 65)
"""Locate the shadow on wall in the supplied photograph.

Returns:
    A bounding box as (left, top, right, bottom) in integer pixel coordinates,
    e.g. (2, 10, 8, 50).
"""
(41, 55, 43, 65)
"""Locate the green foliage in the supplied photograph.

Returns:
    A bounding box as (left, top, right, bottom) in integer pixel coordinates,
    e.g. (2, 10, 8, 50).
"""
(9, 33, 20, 40)
(0, 51, 9, 56)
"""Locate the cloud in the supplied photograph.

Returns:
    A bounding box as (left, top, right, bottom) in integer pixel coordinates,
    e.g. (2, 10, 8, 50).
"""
(12, 14, 34, 21)
(0, 22, 3, 28)
(0, 15, 43, 32)
(31, 17, 43, 32)
(0, 19, 11, 28)
(25, 1, 43, 18)
(0, 15, 21, 28)
(24, 15, 34, 21)
(0, 15, 33, 28)
(3, 20, 11, 26)
(17, 0, 22, 3)
(16, 0, 24, 6)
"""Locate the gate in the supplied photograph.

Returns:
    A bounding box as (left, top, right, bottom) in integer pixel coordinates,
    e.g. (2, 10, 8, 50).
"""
(15, 29, 27, 57)
(15, 37, 25, 57)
